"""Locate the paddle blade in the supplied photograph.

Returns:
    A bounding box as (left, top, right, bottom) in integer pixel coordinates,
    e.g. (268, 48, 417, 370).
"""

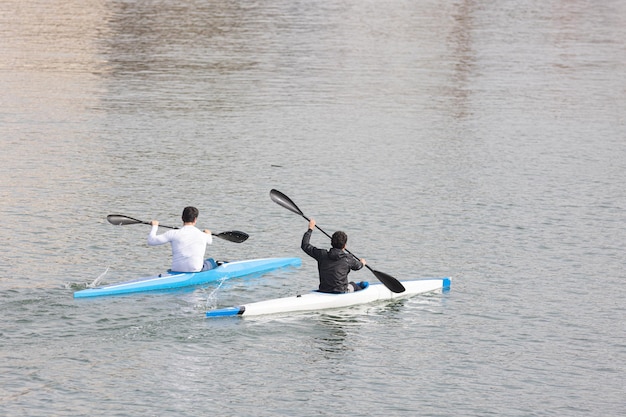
(370, 267, 406, 293)
(213, 230, 249, 243)
(270, 189, 306, 217)
(107, 214, 145, 226)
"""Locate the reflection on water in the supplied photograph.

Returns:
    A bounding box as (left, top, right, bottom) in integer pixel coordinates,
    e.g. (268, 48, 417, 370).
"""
(309, 300, 414, 359)
(311, 314, 359, 359)
(314, 323, 351, 358)
(445, 0, 476, 120)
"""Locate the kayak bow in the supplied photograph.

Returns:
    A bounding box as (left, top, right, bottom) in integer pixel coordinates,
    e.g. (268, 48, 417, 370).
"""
(74, 257, 301, 298)
(206, 277, 450, 317)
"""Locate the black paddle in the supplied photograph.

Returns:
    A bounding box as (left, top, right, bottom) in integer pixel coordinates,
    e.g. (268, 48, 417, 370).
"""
(269, 189, 406, 293)
(106, 214, 249, 243)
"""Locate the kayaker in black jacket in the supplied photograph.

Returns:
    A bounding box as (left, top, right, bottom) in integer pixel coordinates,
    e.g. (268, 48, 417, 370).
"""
(301, 218, 367, 293)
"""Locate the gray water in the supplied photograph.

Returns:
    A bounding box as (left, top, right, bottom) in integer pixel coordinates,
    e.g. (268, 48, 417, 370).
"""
(1, 0, 625, 416)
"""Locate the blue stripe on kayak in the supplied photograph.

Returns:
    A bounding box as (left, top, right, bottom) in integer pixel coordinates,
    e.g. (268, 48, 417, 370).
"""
(205, 306, 245, 317)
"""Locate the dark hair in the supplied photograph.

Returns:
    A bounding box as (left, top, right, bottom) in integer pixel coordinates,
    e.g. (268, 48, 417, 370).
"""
(331, 231, 347, 249)
(182, 206, 199, 223)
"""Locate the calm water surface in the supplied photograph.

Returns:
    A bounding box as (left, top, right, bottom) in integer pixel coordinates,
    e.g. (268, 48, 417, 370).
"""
(1, 1, 624, 416)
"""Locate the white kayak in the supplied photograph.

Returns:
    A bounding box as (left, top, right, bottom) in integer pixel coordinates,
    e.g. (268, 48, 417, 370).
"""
(206, 277, 450, 318)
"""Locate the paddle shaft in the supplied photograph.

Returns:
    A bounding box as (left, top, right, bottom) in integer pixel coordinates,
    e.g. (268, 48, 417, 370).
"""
(143, 220, 177, 230)
(106, 215, 248, 243)
(133, 219, 205, 232)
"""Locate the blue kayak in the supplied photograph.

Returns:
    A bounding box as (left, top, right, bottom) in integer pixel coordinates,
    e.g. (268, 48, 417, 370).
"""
(74, 257, 301, 298)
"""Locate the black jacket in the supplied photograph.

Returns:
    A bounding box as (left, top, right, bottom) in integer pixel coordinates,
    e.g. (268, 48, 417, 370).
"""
(301, 229, 363, 293)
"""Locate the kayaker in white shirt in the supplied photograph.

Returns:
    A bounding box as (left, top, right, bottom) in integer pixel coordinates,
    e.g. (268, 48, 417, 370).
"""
(147, 206, 215, 272)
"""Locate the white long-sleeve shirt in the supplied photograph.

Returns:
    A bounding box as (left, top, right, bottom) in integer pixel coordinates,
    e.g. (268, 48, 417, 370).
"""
(147, 225, 213, 272)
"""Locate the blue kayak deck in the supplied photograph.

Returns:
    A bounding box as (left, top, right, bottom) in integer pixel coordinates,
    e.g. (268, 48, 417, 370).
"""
(74, 257, 301, 298)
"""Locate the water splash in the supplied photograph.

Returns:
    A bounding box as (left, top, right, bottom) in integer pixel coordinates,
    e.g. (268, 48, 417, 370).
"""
(88, 267, 110, 288)
(203, 277, 228, 310)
